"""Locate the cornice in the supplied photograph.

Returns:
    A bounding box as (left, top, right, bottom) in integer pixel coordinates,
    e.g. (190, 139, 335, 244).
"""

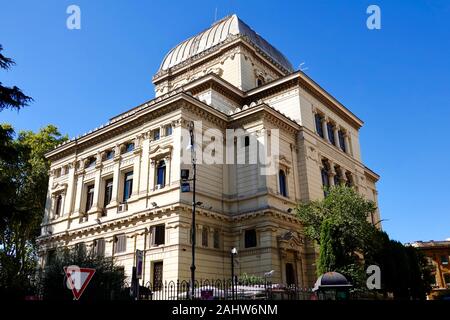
(45, 93, 227, 161)
(246, 71, 364, 129)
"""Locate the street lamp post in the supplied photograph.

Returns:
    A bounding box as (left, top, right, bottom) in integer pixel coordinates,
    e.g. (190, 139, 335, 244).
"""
(231, 247, 237, 300)
(189, 122, 197, 300)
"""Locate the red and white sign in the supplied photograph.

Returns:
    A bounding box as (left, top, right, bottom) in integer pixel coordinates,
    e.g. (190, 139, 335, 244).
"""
(64, 265, 95, 300)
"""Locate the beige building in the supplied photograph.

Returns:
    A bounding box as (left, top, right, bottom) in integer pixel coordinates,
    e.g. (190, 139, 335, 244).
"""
(37, 14, 380, 288)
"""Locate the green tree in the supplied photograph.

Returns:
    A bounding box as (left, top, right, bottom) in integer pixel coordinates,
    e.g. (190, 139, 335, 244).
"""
(364, 229, 432, 300)
(38, 246, 128, 300)
(0, 124, 67, 299)
(0, 44, 33, 112)
(296, 185, 377, 287)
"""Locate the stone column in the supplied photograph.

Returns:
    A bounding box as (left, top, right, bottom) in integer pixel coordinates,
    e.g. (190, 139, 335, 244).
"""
(333, 126, 339, 147)
(279, 249, 287, 284)
(73, 169, 85, 216)
(321, 118, 329, 141)
(139, 132, 150, 197)
(44, 171, 55, 223)
(149, 159, 156, 192)
(344, 132, 351, 154)
(131, 135, 143, 198)
(109, 153, 121, 207)
(328, 161, 336, 186)
(171, 120, 181, 185)
(64, 161, 76, 216)
(91, 170, 102, 212)
(165, 155, 171, 186)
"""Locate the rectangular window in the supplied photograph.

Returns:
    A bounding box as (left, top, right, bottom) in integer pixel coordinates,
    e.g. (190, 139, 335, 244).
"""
(441, 255, 449, 265)
(279, 170, 288, 197)
(104, 178, 113, 207)
(75, 242, 86, 254)
(244, 229, 257, 248)
(105, 150, 115, 160)
(46, 249, 56, 265)
(114, 234, 126, 253)
(87, 157, 96, 168)
(93, 238, 105, 257)
(125, 142, 135, 153)
(156, 161, 166, 187)
(153, 128, 160, 141)
(202, 227, 208, 247)
(445, 274, 450, 287)
(315, 114, 324, 138)
(327, 123, 335, 145)
(165, 125, 172, 136)
(151, 225, 165, 246)
(85, 185, 95, 212)
(244, 135, 250, 147)
(55, 194, 63, 217)
(431, 274, 437, 286)
(213, 229, 220, 249)
(334, 167, 341, 186)
(123, 171, 133, 202)
(338, 130, 346, 152)
(153, 261, 163, 290)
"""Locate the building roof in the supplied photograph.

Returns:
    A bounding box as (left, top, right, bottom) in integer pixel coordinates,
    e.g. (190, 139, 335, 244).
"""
(408, 240, 450, 249)
(158, 14, 294, 73)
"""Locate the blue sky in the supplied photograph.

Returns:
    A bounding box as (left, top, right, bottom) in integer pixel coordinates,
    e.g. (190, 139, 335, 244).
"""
(1, 1, 449, 243)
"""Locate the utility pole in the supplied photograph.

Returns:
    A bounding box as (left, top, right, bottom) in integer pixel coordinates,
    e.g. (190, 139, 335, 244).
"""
(189, 121, 197, 300)
(231, 247, 238, 300)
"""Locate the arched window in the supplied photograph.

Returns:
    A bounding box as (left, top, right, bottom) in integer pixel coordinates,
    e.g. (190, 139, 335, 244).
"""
(338, 130, 347, 152)
(334, 166, 342, 186)
(315, 113, 324, 138)
(327, 122, 336, 145)
(156, 160, 166, 187)
(345, 172, 353, 187)
(321, 161, 330, 188)
(279, 169, 287, 197)
(321, 160, 330, 197)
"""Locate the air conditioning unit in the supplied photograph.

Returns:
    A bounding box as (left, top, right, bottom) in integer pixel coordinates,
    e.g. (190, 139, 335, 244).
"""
(117, 203, 128, 213)
(155, 184, 162, 190)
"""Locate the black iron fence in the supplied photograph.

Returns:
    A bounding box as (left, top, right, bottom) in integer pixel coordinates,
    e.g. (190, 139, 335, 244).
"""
(138, 279, 314, 300)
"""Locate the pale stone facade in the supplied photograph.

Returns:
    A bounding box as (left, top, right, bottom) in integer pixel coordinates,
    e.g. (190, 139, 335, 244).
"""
(37, 15, 380, 287)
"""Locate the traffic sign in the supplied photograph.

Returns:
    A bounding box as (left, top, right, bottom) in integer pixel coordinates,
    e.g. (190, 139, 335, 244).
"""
(64, 265, 96, 300)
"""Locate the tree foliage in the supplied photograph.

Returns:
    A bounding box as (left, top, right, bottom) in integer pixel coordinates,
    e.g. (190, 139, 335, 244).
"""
(296, 185, 432, 299)
(0, 124, 67, 299)
(296, 185, 376, 285)
(364, 229, 433, 299)
(0, 44, 33, 112)
(38, 247, 128, 300)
